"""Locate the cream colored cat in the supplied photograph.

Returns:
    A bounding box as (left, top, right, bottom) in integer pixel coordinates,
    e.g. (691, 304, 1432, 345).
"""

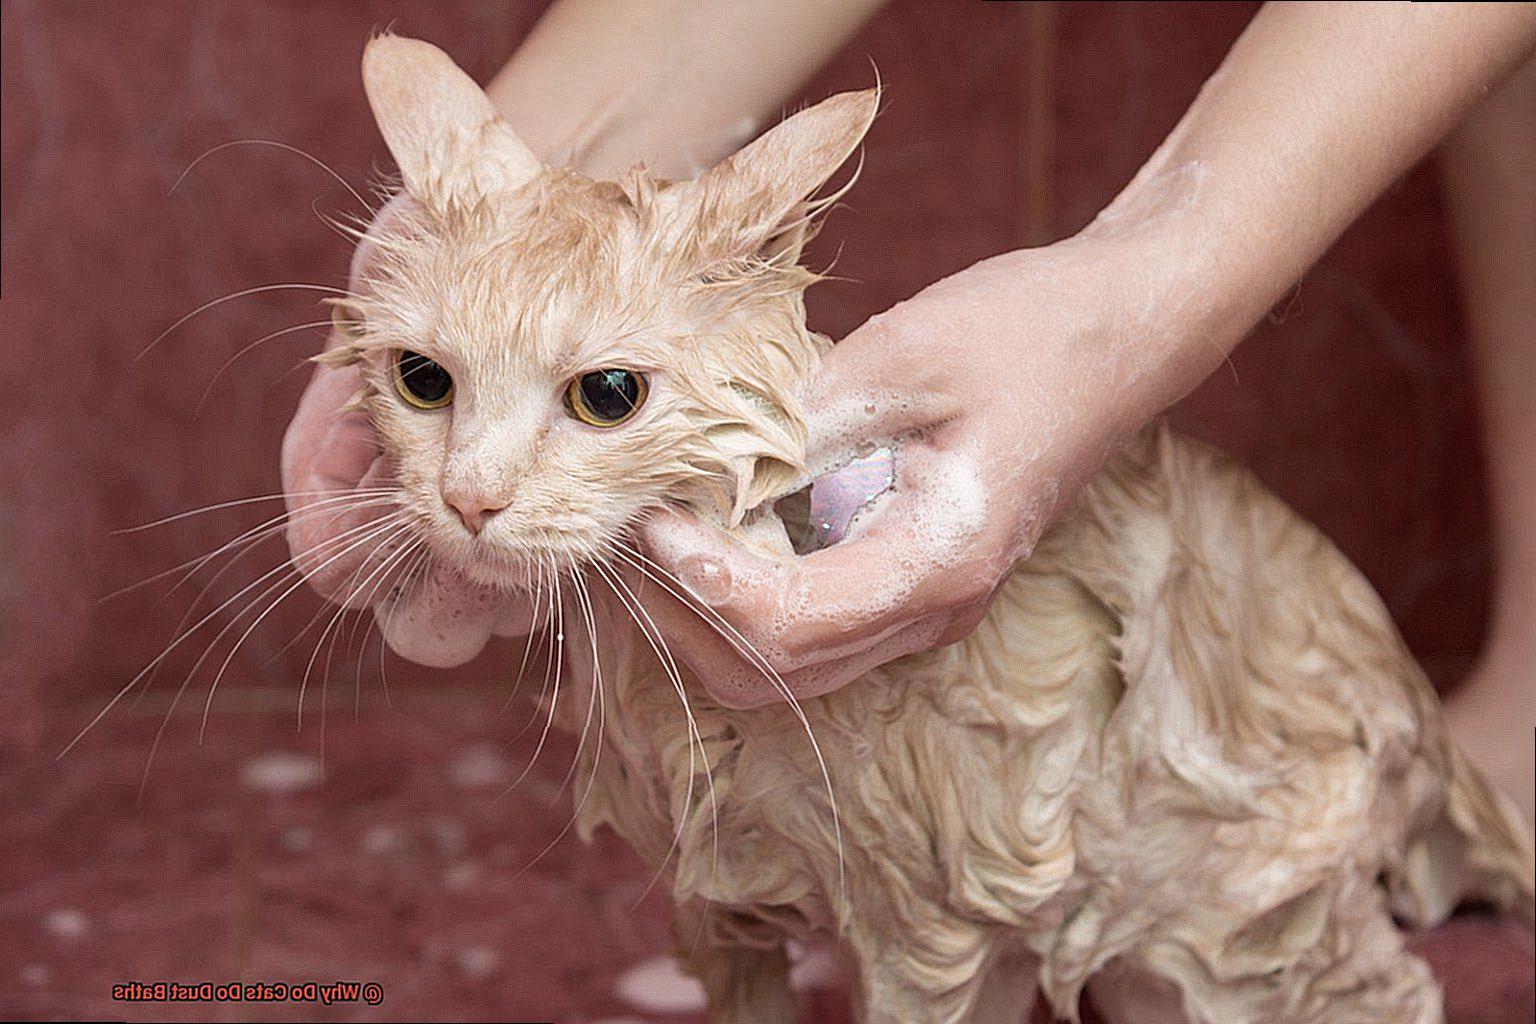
(326, 35, 1534, 1024)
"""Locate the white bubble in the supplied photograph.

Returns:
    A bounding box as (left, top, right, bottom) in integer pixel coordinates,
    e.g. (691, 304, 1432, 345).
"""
(42, 908, 89, 940)
(456, 945, 501, 979)
(615, 955, 707, 1012)
(360, 823, 406, 856)
(443, 861, 481, 892)
(281, 826, 315, 852)
(449, 745, 511, 790)
(240, 751, 324, 794)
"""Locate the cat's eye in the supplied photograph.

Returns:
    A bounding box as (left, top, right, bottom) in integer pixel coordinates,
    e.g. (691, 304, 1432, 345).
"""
(566, 369, 648, 427)
(394, 349, 454, 409)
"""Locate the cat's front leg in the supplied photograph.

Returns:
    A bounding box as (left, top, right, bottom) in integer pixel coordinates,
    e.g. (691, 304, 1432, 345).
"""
(668, 901, 797, 1024)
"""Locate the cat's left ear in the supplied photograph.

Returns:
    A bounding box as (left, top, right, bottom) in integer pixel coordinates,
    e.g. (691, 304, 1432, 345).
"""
(362, 34, 542, 206)
(681, 88, 879, 257)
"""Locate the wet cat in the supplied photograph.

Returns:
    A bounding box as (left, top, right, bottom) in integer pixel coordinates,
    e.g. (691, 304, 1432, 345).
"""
(323, 34, 1534, 1024)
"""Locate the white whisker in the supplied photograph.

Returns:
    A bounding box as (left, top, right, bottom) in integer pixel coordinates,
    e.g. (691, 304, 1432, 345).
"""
(590, 558, 719, 912)
(130, 513, 410, 793)
(614, 540, 846, 916)
(64, 510, 409, 762)
(506, 561, 566, 795)
(168, 138, 372, 211)
(195, 318, 339, 414)
(196, 518, 414, 741)
(139, 282, 357, 361)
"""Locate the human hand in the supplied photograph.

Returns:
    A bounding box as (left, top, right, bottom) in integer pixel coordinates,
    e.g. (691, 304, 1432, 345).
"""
(636, 232, 1215, 708)
(633, 0, 1536, 710)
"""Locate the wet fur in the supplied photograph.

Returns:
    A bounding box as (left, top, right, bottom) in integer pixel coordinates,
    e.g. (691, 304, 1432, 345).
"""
(346, 36, 1534, 1024)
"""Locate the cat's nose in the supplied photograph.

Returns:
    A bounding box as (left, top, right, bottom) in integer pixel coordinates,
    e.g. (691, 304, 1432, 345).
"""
(443, 492, 506, 536)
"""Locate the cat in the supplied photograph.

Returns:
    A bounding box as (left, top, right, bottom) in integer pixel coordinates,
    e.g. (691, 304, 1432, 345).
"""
(319, 34, 1534, 1024)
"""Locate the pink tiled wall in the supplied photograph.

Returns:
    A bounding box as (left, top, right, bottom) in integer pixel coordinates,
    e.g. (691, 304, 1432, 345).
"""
(1, 1, 1488, 734)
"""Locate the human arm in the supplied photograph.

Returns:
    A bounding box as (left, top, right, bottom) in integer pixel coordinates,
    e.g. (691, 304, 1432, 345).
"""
(639, 1, 1536, 707)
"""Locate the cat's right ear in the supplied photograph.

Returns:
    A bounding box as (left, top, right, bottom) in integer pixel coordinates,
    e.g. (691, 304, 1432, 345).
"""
(362, 34, 541, 206)
(677, 88, 879, 260)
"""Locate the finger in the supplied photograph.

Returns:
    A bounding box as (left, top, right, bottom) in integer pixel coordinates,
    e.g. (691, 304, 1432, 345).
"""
(280, 359, 370, 496)
(375, 561, 501, 669)
(630, 521, 956, 707)
(643, 442, 1003, 668)
(799, 311, 959, 472)
(640, 580, 950, 709)
(287, 455, 395, 603)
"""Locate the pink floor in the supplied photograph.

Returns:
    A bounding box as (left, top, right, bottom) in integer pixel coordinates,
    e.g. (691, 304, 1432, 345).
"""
(4, 690, 1531, 1022)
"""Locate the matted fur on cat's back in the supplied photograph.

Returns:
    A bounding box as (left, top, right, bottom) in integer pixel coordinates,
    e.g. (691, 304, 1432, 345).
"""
(579, 426, 1534, 1023)
(340, 35, 1533, 1024)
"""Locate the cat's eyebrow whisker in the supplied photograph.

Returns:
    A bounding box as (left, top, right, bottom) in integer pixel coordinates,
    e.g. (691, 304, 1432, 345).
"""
(194, 318, 339, 415)
(139, 283, 360, 362)
(64, 510, 410, 763)
(313, 204, 376, 248)
(613, 540, 845, 913)
(590, 559, 719, 911)
(168, 138, 373, 212)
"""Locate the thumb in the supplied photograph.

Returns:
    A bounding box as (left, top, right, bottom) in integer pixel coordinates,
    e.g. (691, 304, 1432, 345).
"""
(800, 312, 956, 474)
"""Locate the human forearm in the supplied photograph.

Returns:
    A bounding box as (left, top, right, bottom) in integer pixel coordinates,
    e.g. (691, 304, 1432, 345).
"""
(485, 0, 886, 179)
(1087, 1, 1536, 410)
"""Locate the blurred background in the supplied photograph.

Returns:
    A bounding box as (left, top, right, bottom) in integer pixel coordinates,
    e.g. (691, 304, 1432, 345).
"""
(1, 1, 1529, 1021)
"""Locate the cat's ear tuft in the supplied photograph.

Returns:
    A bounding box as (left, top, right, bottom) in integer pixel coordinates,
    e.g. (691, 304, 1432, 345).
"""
(685, 88, 879, 256)
(362, 34, 542, 205)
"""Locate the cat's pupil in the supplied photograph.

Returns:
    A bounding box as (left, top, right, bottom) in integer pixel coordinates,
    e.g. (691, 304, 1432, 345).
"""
(399, 350, 452, 403)
(579, 369, 641, 421)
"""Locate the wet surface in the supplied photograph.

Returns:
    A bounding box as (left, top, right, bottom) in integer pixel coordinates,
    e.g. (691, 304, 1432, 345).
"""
(5, 691, 1530, 1022)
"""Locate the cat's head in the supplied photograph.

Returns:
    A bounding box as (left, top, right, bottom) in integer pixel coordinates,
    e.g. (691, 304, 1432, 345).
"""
(329, 35, 875, 587)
